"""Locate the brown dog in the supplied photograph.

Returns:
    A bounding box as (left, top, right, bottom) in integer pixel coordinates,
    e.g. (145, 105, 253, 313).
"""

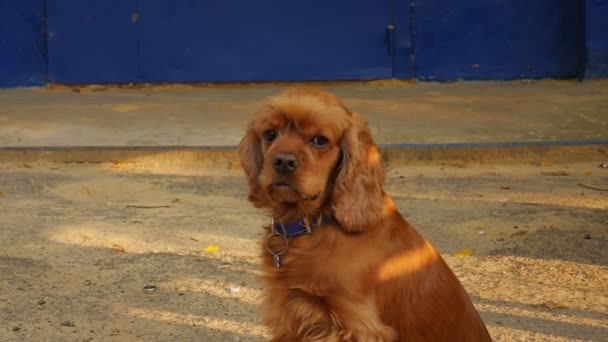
(239, 88, 491, 341)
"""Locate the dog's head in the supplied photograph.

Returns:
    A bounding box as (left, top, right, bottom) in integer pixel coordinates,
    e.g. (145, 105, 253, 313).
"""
(239, 88, 384, 232)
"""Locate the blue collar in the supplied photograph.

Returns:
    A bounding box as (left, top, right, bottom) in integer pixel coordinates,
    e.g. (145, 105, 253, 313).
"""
(272, 216, 334, 237)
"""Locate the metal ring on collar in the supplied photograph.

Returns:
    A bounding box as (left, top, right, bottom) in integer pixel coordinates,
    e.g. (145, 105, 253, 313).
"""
(265, 233, 289, 257)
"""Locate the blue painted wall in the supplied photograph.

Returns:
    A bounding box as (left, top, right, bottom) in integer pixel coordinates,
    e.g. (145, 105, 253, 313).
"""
(0, 0, 607, 86)
(47, 0, 139, 83)
(0, 0, 46, 87)
(392, 0, 412, 78)
(586, 0, 608, 77)
(413, 0, 584, 80)
(138, 0, 398, 82)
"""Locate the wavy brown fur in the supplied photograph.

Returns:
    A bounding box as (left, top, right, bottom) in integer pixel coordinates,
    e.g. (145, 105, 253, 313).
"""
(239, 87, 491, 341)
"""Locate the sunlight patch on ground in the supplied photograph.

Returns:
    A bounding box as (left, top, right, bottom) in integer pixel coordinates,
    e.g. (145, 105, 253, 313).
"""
(163, 277, 263, 305)
(124, 307, 268, 338)
(389, 189, 608, 210)
(104, 151, 241, 176)
(49, 178, 167, 203)
(486, 325, 590, 342)
(478, 302, 608, 329)
(46, 221, 257, 256)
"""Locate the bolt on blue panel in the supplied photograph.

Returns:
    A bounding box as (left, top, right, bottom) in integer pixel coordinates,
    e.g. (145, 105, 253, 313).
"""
(138, 0, 395, 82)
(413, 0, 583, 81)
(0, 0, 46, 87)
(47, 0, 139, 83)
(586, 0, 608, 78)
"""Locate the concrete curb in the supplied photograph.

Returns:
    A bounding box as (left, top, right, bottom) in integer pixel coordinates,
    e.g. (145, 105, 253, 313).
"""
(1, 141, 606, 169)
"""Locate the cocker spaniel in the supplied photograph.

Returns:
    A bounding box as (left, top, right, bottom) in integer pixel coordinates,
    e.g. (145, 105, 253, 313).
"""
(239, 87, 491, 341)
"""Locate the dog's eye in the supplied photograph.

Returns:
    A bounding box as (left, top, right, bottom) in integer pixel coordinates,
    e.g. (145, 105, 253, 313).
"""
(263, 130, 277, 142)
(311, 135, 329, 147)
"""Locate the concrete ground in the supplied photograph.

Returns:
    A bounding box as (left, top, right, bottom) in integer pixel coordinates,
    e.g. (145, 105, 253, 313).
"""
(1, 81, 607, 342)
(1, 80, 607, 147)
(0, 161, 607, 342)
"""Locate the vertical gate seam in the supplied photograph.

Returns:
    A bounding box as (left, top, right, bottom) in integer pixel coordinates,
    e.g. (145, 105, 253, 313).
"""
(409, 0, 416, 79)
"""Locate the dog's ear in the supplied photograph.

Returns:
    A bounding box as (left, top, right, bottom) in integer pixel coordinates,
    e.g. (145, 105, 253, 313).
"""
(332, 112, 385, 232)
(238, 122, 265, 207)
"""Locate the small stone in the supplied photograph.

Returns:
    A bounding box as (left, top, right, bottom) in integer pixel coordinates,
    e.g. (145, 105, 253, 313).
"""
(37, 300, 46, 305)
(478, 229, 486, 235)
(226, 287, 241, 294)
(584, 233, 591, 240)
(600, 162, 608, 169)
(60, 320, 75, 327)
(143, 285, 157, 292)
(12, 326, 20, 332)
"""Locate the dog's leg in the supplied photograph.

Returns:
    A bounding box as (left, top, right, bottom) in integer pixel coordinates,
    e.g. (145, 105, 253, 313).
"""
(264, 289, 396, 342)
(327, 296, 397, 342)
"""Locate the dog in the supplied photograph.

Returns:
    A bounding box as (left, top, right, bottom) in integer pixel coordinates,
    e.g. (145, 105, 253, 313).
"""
(238, 87, 491, 341)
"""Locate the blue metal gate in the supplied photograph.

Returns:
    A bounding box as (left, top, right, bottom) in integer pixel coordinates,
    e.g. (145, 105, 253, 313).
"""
(45, 0, 411, 83)
(46, 1, 139, 83)
(139, 0, 411, 82)
(0, 0, 46, 86)
(1, 1, 606, 86)
(413, 0, 584, 80)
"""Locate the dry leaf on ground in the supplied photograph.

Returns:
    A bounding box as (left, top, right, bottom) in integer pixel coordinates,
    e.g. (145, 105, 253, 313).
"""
(112, 244, 126, 253)
(530, 301, 569, 309)
(541, 170, 568, 176)
(203, 245, 220, 253)
(453, 248, 474, 257)
(110, 161, 129, 169)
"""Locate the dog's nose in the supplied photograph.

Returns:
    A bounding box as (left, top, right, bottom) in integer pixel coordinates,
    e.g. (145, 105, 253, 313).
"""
(272, 153, 299, 174)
